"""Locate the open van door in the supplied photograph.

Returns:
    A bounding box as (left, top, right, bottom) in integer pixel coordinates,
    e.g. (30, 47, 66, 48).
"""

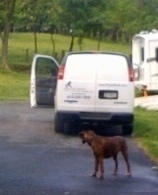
(30, 54, 59, 107)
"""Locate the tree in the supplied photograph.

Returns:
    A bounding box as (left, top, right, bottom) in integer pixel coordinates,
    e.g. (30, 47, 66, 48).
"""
(14, 0, 61, 54)
(0, 0, 16, 70)
(1, 0, 158, 69)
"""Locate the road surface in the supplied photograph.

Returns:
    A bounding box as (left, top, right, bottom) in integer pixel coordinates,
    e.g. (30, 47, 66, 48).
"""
(0, 100, 157, 195)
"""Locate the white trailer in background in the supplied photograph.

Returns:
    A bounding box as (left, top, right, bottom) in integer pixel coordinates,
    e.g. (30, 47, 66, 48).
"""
(132, 29, 158, 92)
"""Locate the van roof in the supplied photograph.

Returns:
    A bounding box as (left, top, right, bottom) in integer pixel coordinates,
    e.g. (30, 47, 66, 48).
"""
(61, 51, 130, 65)
(63, 51, 128, 56)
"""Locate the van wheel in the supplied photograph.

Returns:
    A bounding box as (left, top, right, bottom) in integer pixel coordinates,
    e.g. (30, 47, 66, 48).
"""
(54, 114, 63, 133)
(64, 121, 73, 134)
(122, 124, 133, 136)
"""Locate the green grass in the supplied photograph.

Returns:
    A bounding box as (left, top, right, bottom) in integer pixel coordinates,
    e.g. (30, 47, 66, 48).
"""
(0, 71, 29, 100)
(7, 32, 131, 69)
(134, 107, 158, 162)
(0, 33, 131, 99)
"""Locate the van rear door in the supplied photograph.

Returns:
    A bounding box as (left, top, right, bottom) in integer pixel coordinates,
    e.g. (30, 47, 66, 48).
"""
(30, 54, 59, 107)
(95, 53, 134, 113)
(57, 53, 98, 111)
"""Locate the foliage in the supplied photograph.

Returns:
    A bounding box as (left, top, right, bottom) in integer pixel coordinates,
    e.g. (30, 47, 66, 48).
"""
(1, 0, 158, 69)
(13, 0, 158, 42)
(14, 0, 61, 33)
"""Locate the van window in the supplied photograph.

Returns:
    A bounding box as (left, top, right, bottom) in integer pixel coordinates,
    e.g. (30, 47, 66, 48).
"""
(155, 47, 158, 62)
(141, 47, 144, 62)
(36, 58, 58, 76)
(65, 53, 129, 81)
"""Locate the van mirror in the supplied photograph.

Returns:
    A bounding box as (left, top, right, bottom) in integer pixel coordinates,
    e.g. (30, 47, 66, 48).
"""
(155, 48, 158, 62)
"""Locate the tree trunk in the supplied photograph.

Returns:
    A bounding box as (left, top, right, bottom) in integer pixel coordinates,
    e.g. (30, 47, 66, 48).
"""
(33, 31, 38, 54)
(1, 24, 10, 70)
(0, 0, 16, 70)
(50, 33, 55, 55)
(69, 35, 74, 52)
(97, 31, 101, 50)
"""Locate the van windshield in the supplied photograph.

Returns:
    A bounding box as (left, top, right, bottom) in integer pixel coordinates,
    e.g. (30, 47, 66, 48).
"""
(65, 53, 129, 81)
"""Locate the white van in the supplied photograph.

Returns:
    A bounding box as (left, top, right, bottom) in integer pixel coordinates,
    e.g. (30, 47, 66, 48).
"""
(54, 51, 134, 135)
(30, 52, 134, 135)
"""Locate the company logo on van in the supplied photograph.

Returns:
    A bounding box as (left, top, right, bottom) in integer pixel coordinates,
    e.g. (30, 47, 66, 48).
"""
(65, 81, 72, 88)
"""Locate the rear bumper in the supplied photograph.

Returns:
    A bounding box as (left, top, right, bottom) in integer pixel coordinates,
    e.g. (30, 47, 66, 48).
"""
(55, 111, 134, 124)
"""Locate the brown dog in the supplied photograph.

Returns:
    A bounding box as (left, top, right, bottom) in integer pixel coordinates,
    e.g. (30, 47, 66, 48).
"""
(79, 130, 131, 179)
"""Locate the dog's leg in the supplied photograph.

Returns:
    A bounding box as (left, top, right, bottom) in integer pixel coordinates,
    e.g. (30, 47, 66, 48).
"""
(91, 155, 98, 177)
(121, 150, 131, 176)
(98, 157, 104, 179)
(113, 155, 118, 175)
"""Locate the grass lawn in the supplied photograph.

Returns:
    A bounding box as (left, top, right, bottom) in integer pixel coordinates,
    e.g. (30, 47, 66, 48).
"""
(1, 32, 131, 99)
(8, 32, 131, 69)
(0, 71, 29, 100)
(134, 107, 158, 163)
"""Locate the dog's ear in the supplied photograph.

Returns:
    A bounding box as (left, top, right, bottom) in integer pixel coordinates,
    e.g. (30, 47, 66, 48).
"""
(79, 130, 96, 145)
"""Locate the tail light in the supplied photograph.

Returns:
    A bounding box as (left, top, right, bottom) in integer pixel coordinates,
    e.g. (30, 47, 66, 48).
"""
(57, 66, 65, 80)
(128, 68, 134, 81)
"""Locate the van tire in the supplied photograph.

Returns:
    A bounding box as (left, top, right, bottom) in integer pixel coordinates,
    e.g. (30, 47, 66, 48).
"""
(122, 124, 133, 136)
(54, 114, 63, 133)
(64, 120, 73, 134)
(64, 117, 80, 135)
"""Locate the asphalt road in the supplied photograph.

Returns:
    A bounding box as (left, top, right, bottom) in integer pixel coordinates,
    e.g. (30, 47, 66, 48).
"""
(0, 100, 158, 195)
